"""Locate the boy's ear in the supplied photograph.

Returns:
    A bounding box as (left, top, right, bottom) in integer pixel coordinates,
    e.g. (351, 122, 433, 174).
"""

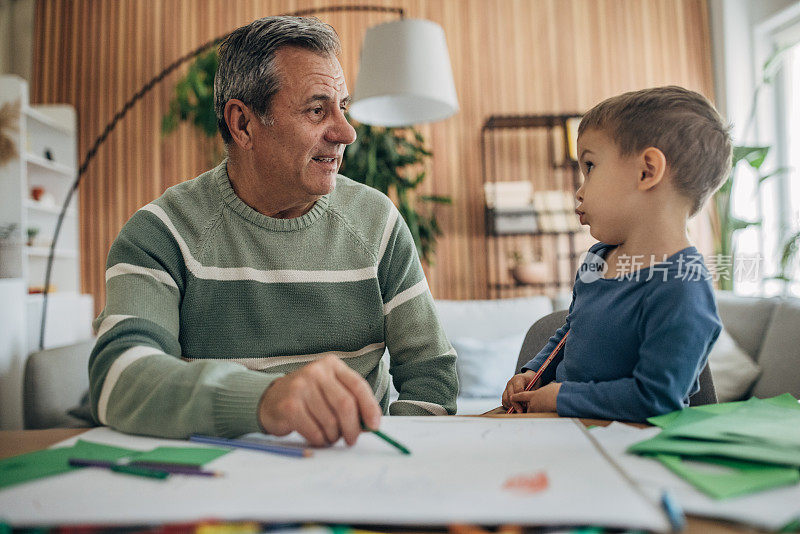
(637, 147, 667, 191)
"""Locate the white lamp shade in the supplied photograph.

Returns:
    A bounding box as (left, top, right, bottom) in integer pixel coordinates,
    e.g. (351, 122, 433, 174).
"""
(350, 18, 459, 127)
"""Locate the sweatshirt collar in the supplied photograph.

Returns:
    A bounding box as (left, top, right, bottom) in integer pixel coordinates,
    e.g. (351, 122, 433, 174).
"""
(215, 160, 330, 231)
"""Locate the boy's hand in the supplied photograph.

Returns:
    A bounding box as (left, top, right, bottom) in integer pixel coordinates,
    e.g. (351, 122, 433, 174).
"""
(502, 370, 539, 413)
(510, 382, 561, 413)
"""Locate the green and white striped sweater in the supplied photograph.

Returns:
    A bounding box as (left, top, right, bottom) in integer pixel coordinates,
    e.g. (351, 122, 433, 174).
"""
(89, 161, 458, 438)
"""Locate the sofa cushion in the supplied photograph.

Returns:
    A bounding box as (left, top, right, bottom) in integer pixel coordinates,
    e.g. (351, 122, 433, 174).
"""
(715, 291, 778, 361)
(708, 327, 761, 402)
(750, 298, 800, 398)
(435, 296, 553, 340)
(23, 339, 96, 429)
(452, 333, 525, 398)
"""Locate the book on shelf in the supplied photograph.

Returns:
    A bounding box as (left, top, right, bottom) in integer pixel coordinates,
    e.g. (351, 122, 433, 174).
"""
(565, 116, 582, 162)
(484, 181, 533, 210)
(532, 190, 581, 232)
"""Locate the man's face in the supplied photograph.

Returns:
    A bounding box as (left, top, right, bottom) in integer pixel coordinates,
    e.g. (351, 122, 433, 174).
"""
(250, 46, 357, 204)
(574, 128, 642, 245)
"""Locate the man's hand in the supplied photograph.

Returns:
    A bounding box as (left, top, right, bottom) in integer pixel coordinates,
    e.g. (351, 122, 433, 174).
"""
(257, 355, 382, 447)
(510, 382, 561, 413)
(501, 370, 539, 413)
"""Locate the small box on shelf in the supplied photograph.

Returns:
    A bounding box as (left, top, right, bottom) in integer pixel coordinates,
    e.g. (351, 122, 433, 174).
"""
(487, 207, 538, 235)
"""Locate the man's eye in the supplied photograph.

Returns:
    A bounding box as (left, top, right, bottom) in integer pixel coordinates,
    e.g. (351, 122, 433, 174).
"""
(311, 108, 324, 115)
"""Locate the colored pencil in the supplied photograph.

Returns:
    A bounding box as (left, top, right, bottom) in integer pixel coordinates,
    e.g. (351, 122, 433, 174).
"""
(68, 458, 169, 479)
(69, 458, 221, 477)
(189, 434, 313, 457)
(506, 330, 570, 414)
(127, 460, 205, 471)
(366, 426, 411, 455)
(661, 489, 686, 531)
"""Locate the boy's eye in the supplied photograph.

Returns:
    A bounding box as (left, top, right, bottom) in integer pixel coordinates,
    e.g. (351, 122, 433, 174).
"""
(584, 161, 594, 174)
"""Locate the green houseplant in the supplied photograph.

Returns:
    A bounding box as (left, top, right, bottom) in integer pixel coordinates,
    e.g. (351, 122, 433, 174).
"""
(162, 50, 224, 166)
(163, 49, 450, 264)
(340, 120, 450, 264)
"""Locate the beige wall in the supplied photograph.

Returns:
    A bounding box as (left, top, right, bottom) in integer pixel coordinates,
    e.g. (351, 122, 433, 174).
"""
(31, 0, 717, 313)
(0, 0, 34, 79)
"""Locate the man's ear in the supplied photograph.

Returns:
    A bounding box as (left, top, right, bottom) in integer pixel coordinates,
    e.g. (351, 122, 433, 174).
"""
(638, 147, 667, 191)
(224, 99, 254, 150)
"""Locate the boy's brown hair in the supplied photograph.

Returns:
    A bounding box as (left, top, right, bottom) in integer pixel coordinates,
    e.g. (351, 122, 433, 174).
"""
(578, 86, 732, 216)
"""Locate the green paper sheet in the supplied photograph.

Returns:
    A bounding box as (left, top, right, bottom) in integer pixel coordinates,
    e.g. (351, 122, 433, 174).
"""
(647, 393, 800, 429)
(629, 430, 800, 467)
(780, 517, 800, 532)
(0, 440, 136, 491)
(130, 446, 229, 466)
(657, 454, 800, 499)
(72, 439, 138, 461)
(661, 401, 800, 448)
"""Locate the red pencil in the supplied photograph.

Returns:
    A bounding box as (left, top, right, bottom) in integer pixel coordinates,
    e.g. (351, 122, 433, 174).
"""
(506, 330, 570, 414)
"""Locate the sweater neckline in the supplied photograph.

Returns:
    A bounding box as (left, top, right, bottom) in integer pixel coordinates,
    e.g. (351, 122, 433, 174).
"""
(214, 161, 330, 231)
(595, 243, 699, 282)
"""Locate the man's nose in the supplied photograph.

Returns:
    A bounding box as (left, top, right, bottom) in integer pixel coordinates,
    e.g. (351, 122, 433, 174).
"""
(326, 110, 357, 146)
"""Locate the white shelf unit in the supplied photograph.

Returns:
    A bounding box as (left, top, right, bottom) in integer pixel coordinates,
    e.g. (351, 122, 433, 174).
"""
(0, 75, 93, 427)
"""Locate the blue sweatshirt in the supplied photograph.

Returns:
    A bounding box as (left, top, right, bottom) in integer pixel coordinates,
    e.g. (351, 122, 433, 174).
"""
(523, 242, 721, 422)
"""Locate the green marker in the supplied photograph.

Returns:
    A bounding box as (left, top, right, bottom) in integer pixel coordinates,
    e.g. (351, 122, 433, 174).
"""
(362, 423, 411, 455)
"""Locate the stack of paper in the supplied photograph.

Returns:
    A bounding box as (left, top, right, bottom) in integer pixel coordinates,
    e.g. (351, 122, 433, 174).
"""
(591, 423, 800, 530)
(628, 394, 800, 499)
(0, 419, 669, 531)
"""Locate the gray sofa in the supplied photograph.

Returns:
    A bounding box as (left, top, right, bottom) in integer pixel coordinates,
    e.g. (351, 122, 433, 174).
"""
(21, 291, 800, 428)
(714, 291, 800, 399)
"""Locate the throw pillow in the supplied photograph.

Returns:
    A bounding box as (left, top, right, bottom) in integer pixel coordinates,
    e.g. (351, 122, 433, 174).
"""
(708, 326, 762, 402)
(452, 333, 526, 398)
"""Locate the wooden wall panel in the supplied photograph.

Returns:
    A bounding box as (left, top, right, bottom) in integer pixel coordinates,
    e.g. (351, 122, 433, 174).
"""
(32, 0, 715, 315)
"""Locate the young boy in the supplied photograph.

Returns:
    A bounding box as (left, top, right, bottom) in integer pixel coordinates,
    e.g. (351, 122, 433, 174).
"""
(502, 86, 731, 422)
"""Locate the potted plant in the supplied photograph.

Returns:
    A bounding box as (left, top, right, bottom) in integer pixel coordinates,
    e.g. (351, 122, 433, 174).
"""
(340, 120, 450, 264)
(508, 250, 550, 286)
(161, 50, 224, 167)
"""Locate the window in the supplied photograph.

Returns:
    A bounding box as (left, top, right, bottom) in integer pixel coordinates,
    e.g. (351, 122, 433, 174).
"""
(733, 7, 800, 298)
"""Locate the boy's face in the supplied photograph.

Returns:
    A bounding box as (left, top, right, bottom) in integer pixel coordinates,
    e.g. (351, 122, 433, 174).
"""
(574, 128, 643, 245)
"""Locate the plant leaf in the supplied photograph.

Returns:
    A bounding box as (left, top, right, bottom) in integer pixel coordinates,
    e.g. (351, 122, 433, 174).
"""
(780, 230, 800, 271)
(730, 217, 761, 231)
(733, 145, 770, 169)
(758, 166, 792, 184)
(419, 194, 453, 205)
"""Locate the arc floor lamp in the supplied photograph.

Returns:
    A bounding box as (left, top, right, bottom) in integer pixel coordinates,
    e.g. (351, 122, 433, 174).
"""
(39, 4, 459, 348)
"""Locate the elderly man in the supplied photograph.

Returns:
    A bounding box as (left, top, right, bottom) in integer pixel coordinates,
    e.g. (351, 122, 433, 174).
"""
(88, 16, 458, 446)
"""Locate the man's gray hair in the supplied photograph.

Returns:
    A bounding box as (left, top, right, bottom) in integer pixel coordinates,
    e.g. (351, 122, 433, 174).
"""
(214, 16, 342, 144)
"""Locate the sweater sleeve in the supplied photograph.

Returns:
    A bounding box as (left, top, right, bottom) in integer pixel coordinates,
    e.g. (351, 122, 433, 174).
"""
(378, 210, 458, 416)
(88, 207, 280, 438)
(555, 276, 721, 422)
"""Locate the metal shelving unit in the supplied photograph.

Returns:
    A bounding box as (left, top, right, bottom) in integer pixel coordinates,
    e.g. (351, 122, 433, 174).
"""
(481, 113, 586, 299)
